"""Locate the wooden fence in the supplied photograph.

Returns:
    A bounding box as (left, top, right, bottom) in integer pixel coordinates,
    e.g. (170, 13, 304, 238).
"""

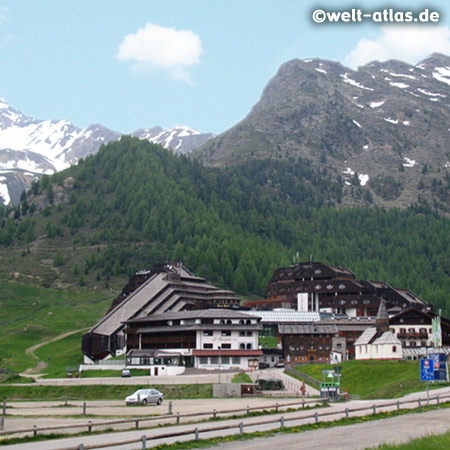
(0, 397, 325, 437)
(20, 393, 450, 450)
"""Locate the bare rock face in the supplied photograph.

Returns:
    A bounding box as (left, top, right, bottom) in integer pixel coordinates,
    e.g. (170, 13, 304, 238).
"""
(194, 53, 450, 212)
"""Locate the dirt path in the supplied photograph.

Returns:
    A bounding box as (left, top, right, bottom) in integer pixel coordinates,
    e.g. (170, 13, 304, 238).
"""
(21, 327, 90, 378)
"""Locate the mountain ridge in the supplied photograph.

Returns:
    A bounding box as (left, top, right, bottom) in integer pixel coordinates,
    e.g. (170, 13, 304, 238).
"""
(0, 97, 214, 205)
(194, 53, 450, 213)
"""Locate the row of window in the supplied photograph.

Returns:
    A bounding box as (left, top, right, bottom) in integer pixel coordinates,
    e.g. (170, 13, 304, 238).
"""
(395, 328, 430, 334)
(202, 330, 253, 337)
(198, 356, 241, 365)
(289, 345, 330, 351)
(202, 343, 253, 349)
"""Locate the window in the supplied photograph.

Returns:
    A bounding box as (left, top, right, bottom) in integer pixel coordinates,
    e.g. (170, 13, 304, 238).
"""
(221, 343, 231, 349)
(232, 356, 240, 364)
(240, 343, 245, 349)
(246, 343, 252, 349)
(210, 356, 219, 364)
(246, 331, 253, 337)
(221, 356, 230, 364)
(199, 357, 208, 364)
(221, 330, 231, 336)
(203, 330, 213, 336)
(203, 343, 213, 349)
(392, 346, 397, 353)
(408, 328, 415, 333)
(239, 331, 245, 337)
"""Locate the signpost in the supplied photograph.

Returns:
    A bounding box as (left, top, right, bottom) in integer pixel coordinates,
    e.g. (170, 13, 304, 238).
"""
(420, 358, 434, 405)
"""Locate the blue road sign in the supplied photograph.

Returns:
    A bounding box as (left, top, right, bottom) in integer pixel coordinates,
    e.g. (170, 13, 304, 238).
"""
(429, 353, 448, 381)
(421, 359, 435, 381)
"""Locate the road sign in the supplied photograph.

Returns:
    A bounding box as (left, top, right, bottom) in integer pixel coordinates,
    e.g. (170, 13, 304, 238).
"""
(420, 359, 434, 381)
(429, 353, 448, 381)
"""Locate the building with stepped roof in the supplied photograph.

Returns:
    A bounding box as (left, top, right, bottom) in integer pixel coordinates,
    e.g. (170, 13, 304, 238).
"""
(82, 263, 240, 362)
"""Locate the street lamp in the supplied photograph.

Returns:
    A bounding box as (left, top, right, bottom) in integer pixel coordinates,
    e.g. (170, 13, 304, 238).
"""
(218, 345, 221, 383)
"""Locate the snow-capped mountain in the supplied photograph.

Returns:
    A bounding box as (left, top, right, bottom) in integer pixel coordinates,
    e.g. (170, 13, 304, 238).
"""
(195, 53, 450, 213)
(0, 98, 214, 205)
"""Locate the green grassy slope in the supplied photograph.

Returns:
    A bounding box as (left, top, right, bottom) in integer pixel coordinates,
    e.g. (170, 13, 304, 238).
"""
(0, 282, 111, 374)
(291, 360, 450, 399)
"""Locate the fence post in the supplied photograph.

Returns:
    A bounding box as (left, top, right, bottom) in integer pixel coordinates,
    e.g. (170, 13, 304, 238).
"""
(65, 395, 68, 407)
(213, 409, 217, 419)
(397, 401, 400, 411)
(135, 418, 140, 429)
(168, 401, 172, 415)
(437, 395, 440, 405)
(280, 416, 285, 429)
(0, 416, 4, 430)
(345, 408, 349, 419)
(247, 405, 250, 415)
(240, 422, 243, 435)
(372, 404, 376, 415)
(33, 425, 38, 438)
(83, 402, 86, 415)
(195, 428, 199, 440)
(418, 399, 421, 408)
(88, 420, 92, 433)
(176, 412, 180, 424)
(79, 445, 84, 450)
(2, 401, 5, 415)
(315, 412, 319, 424)
(141, 435, 146, 450)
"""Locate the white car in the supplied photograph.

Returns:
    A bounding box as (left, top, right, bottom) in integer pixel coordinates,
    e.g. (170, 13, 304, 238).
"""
(125, 388, 164, 405)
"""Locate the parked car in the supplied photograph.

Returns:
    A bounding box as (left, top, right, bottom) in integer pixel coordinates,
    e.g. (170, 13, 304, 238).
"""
(259, 362, 270, 370)
(125, 389, 164, 405)
(275, 361, 285, 368)
(121, 369, 131, 377)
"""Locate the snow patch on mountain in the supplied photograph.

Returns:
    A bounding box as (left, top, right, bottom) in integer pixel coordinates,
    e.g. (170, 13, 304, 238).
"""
(340, 73, 374, 91)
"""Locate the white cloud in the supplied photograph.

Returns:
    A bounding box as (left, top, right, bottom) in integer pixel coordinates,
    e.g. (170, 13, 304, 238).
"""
(344, 25, 450, 68)
(117, 23, 203, 83)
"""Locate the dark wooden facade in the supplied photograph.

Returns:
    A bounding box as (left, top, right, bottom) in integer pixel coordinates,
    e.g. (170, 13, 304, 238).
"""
(247, 262, 430, 317)
(279, 324, 337, 363)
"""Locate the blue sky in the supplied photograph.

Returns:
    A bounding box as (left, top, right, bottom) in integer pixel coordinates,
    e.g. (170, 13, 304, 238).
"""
(1, 0, 449, 134)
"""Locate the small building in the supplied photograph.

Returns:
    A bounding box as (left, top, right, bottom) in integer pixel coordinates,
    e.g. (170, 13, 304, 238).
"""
(354, 328, 402, 360)
(279, 324, 338, 364)
(125, 309, 263, 374)
(354, 300, 402, 360)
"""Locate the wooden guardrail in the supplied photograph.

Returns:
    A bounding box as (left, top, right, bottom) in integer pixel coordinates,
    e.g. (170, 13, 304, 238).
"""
(33, 393, 450, 450)
(0, 398, 325, 437)
(285, 367, 321, 387)
(284, 367, 361, 400)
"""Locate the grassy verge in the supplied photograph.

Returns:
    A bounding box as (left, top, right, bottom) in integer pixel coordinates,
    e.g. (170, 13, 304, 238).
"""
(0, 384, 213, 401)
(367, 430, 450, 449)
(288, 360, 450, 399)
(80, 369, 149, 378)
(231, 373, 253, 383)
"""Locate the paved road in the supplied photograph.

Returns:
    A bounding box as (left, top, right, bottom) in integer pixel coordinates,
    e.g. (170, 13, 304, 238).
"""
(211, 409, 450, 450)
(2, 386, 449, 450)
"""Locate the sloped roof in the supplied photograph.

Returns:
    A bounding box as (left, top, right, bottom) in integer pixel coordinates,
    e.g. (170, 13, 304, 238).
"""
(354, 327, 378, 345)
(373, 331, 402, 345)
(246, 310, 321, 323)
(278, 324, 337, 335)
